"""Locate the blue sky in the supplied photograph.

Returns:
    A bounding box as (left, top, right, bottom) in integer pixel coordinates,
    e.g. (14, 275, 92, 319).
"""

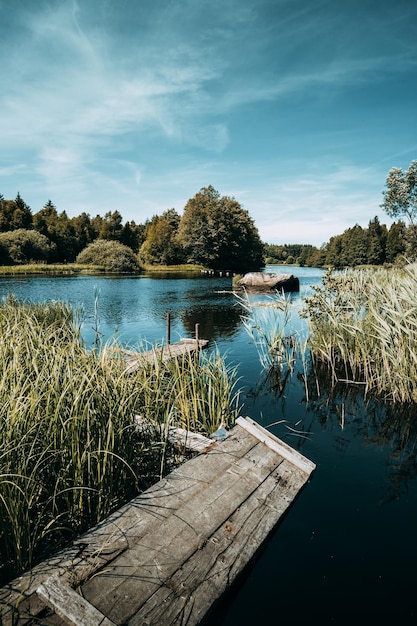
(1, 0, 416, 246)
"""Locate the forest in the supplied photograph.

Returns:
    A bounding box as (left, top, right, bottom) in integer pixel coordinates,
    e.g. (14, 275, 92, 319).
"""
(1, 161, 416, 270)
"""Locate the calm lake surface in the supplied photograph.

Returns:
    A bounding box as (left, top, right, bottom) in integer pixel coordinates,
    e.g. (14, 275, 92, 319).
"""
(1, 266, 416, 624)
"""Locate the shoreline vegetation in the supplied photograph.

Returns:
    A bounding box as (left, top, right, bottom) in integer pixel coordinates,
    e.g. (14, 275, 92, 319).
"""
(0, 296, 240, 585)
(0, 263, 208, 276)
(303, 262, 417, 402)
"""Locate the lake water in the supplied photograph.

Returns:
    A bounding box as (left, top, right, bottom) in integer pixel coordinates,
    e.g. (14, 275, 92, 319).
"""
(1, 266, 416, 624)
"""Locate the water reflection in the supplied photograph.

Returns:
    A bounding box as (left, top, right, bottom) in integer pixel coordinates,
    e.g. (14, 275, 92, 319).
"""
(304, 367, 417, 504)
(181, 302, 242, 339)
(5, 266, 417, 623)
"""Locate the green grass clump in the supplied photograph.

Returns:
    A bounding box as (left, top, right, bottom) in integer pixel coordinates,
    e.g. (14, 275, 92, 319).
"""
(0, 297, 240, 584)
(302, 263, 417, 402)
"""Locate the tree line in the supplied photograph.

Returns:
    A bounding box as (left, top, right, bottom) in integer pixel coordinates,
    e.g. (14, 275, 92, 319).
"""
(269, 160, 417, 268)
(265, 217, 408, 269)
(0, 160, 416, 270)
(0, 186, 264, 271)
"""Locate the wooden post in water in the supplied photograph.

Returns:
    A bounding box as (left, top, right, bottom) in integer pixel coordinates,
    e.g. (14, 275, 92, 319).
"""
(166, 312, 171, 345)
(195, 323, 199, 350)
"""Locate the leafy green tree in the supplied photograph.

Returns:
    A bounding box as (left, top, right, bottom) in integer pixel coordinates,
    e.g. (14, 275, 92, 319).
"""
(0, 194, 32, 232)
(263, 243, 319, 266)
(381, 160, 417, 225)
(33, 201, 78, 262)
(385, 221, 406, 263)
(0, 229, 56, 265)
(90, 214, 104, 238)
(306, 245, 327, 268)
(54, 211, 78, 261)
(0, 199, 17, 232)
(344, 225, 369, 266)
(366, 217, 387, 265)
(324, 234, 343, 268)
(324, 225, 369, 267)
(76, 239, 140, 272)
(177, 186, 264, 271)
(120, 220, 146, 253)
(13, 193, 33, 229)
(71, 212, 96, 254)
(33, 200, 58, 237)
(297, 245, 315, 266)
(140, 209, 184, 265)
(264, 244, 286, 263)
(98, 211, 123, 241)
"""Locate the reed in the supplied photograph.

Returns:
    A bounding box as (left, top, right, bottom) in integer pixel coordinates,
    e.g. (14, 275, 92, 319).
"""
(0, 296, 240, 584)
(302, 264, 417, 402)
(163, 348, 241, 433)
(235, 290, 297, 371)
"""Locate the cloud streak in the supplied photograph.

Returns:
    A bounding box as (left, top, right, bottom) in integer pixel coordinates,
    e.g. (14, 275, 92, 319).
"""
(0, 0, 416, 244)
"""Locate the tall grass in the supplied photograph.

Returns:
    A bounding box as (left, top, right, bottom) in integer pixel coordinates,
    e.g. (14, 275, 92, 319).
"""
(236, 290, 297, 371)
(0, 296, 240, 584)
(234, 289, 308, 400)
(302, 264, 417, 402)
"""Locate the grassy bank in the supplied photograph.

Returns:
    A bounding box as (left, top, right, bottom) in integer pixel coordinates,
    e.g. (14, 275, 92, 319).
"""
(0, 297, 240, 584)
(303, 263, 417, 402)
(142, 263, 207, 272)
(0, 263, 106, 275)
(0, 263, 208, 276)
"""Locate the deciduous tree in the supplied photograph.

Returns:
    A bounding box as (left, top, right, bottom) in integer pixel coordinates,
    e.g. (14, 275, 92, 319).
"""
(381, 160, 417, 225)
(139, 209, 183, 265)
(177, 186, 264, 271)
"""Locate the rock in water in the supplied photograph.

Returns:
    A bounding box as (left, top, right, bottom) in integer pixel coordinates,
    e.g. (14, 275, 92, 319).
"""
(235, 272, 300, 292)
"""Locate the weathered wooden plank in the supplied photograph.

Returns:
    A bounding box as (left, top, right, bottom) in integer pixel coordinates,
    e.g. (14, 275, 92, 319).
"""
(125, 339, 209, 372)
(82, 441, 284, 624)
(0, 419, 316, 626)
(36, 575, 116, 626)
(236, 416, 316, 474)
(0, 426, 256, 625)
(134, 415, 213, 453)
(128, 459, 309, 626)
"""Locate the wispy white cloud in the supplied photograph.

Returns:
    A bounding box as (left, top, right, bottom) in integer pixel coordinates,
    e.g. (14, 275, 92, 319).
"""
(0, 0, 415, 241)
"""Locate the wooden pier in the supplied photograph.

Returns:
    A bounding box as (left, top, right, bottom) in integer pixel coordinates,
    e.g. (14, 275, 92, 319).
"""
(123, 314, 209, 373)
(124, 338, 209, 373)
(0, 417, 315, 626)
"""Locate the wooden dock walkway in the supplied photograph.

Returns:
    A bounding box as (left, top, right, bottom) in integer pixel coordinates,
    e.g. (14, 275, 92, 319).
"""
(0, 417, 315, 626)
(124, 338, 209, 373)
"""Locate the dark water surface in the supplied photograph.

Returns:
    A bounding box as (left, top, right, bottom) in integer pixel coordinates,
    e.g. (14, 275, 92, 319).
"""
(1, 266, 416, 625)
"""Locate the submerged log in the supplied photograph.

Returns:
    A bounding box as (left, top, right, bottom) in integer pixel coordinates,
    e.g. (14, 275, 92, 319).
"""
(235, 272, 300, 292)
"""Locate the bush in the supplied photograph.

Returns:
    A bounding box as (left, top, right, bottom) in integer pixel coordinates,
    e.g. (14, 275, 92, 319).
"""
(0, 229, 56, 265)
(76, 239, 141, 272)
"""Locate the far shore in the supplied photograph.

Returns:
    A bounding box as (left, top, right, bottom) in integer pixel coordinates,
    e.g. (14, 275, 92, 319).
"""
(0, 263, 208, 276)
